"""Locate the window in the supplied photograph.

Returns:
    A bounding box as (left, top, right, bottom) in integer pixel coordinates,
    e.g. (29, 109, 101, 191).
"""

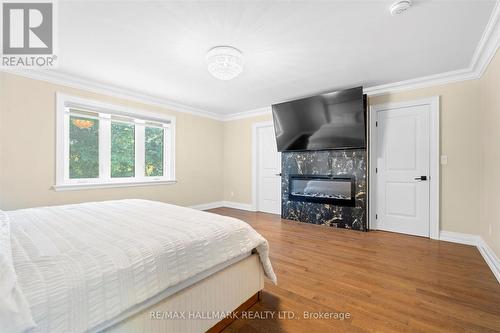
(111, 121, 135, 178)
(69, 114, 99, 179)
(55, 94, 175, 190)
(145, 126, 164, 177)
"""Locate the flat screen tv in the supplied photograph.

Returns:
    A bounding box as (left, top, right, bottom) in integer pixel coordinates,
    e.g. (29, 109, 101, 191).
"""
(272, 87, 366, 152)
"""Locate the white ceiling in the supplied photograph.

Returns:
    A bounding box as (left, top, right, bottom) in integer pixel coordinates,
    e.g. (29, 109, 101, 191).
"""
(55, 0, 496, 114)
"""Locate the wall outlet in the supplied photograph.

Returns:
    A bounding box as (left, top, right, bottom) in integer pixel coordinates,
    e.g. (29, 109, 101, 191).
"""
(230, 191, 234, 198)
(440, 155, 448, 165)
(489, 224, 493, 236)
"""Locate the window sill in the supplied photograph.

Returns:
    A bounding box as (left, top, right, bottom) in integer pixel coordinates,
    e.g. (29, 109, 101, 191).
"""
(52, 179, 177, 192)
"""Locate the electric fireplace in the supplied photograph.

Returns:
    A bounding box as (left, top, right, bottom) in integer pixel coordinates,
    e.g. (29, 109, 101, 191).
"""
(288, 175, 355, 207)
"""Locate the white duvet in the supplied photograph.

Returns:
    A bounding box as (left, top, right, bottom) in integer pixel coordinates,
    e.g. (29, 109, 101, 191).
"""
(8, 199, 276, 333)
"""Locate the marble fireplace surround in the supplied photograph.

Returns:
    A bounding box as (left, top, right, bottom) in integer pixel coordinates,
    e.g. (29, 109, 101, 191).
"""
(281, 149, 367, 231)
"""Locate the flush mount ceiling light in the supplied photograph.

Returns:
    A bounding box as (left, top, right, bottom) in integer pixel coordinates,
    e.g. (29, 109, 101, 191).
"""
(390, 0, 412, 16)
(206, 46, 244, 80)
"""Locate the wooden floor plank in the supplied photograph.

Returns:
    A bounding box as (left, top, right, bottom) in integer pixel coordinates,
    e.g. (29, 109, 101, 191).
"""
(209, 208, 500, 333)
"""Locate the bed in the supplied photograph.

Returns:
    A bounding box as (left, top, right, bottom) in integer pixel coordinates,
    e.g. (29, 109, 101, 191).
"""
(5, 199, 276, 333)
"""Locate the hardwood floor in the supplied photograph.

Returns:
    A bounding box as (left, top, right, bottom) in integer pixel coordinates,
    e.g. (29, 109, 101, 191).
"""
(209, 208, 500, 333)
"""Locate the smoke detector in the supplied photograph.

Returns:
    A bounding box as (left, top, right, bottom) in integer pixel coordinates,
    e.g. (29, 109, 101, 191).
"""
(390, 0, 412, 16)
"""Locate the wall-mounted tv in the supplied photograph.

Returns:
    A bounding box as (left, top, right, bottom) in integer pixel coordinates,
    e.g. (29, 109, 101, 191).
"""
(272, 87, 366, 152)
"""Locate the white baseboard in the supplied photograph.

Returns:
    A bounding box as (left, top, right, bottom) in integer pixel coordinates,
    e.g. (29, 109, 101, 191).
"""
(477, 238, 500, 283)
(439, 231, 500, 283)
(189, 201, 255, 212)
(438, 231, 480, 246)
(189, 201, 224, 210)
(221, 201, 255, 212)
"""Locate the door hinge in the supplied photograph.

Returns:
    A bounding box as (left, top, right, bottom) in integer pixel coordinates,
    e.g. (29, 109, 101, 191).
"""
(375, 121, 378, 127)
(375, 214, 378, 220)
(375, 167, 378, 173)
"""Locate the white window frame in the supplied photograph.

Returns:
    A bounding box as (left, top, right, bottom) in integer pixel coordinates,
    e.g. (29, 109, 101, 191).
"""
(54, 93, 176, 191)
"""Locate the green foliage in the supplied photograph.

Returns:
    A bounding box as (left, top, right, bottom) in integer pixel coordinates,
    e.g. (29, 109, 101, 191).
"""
(145, 127, 164, 177)
(111, 122, 135, 178)
(69, 118, 164, 179)
(69, 116, 99, 179)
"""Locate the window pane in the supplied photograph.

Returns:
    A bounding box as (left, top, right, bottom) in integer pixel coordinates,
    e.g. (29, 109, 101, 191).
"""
(111, 122, 135, 178)
(69, 116, 99, 179)
(145, 127, 164, 177)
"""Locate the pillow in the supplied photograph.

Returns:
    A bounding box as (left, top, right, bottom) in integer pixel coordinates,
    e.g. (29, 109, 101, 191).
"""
(0, 210, 36, 333)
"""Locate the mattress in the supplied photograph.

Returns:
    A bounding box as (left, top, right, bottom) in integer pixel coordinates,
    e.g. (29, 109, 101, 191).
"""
(9, 199, 276, 333)
(96, 252, 252, 333)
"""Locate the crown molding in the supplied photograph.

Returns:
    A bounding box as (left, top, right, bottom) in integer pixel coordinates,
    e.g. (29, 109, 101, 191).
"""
(0, 68, 224, 121)
(221, 107, 271, 122)
(365, 0, 500, 97)
(1, 1, 499, 121)
(225, 2, 500, 120)
(363, 67, 478, 96)
(471, 0, 500, 78)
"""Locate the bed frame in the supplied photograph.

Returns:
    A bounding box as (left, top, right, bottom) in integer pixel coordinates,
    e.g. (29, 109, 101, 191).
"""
(105, 253, 264, 333)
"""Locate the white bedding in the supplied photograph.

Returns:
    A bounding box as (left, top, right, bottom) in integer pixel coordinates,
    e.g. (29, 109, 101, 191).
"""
(8, 199, 276, 333)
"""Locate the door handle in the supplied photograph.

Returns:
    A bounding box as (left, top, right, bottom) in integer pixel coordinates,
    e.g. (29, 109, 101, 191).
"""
(276, 173, 282, 177)
(414, 176, 427, 181)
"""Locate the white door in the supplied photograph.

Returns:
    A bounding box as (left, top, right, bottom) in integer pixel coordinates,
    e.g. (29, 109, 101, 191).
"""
(376, 104, 430, 237)
(257, 125, 281, 214)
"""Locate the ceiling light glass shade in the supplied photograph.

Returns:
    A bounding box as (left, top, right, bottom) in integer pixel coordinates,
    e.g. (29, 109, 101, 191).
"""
(206, 46, 243, 80)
